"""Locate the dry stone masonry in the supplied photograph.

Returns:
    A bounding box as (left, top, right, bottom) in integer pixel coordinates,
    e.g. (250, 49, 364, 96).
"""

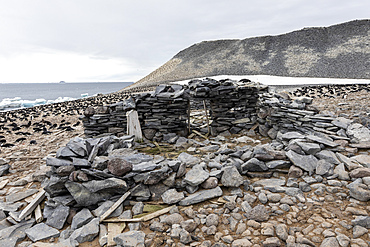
(81, 78, 268, 139)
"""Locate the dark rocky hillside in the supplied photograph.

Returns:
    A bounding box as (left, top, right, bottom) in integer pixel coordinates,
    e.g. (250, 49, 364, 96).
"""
(126, 19, 369, 90)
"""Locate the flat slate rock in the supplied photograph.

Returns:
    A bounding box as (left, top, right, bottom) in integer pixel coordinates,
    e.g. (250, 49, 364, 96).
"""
(46, 205, 70, 230)
(25, 223, 60, 242)
(349, 142, 370, 149)
(114, 231, 146, 246)
(0, 219, 35, 245)
(179, 186, 223, 206)
(183, 164, 209, 186)
(286, 150, 318, 175)
(69, 218, 100, 244)
(306, 135, 339, 147)
(6, 189, 39, 203)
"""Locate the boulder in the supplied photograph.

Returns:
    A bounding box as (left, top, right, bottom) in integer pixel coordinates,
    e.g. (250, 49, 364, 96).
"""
(107, 157, 132, 176)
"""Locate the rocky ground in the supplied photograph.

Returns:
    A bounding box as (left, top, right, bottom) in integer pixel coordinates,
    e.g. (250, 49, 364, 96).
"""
(0, 86, 370, 247)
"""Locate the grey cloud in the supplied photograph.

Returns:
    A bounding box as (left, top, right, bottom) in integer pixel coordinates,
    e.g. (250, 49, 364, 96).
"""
(0, 0, 368, 81)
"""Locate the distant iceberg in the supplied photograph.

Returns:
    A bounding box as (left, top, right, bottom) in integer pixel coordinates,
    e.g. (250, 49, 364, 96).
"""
(0, 96, 81, 111)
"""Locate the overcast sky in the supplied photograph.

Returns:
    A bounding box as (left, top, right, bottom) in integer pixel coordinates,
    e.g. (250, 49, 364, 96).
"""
(0, 0, 368, 83)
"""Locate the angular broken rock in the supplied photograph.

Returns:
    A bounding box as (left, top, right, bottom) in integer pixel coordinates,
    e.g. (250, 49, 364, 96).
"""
(221, 166, 244, 187)
(69, 218, 100, 244)
(161, 189, 185, 204)
(286, 150, 318, 175)
(71, 208, 94, 230)
(348, 182, 370, 202)
(177, 152, 201, 167)
(241, 158, 268, 173)
(0, 164, 10, 177)
(65, 178, 127, 206)
(350, 168, 370, 178)
(184, 164, 209, 186)
(45, 204, 70, 229)
(347, 123, 370, 143)
(25, 223, 60, 242)
(244, 205, 269, 222)
(114, 231, 145, 246)
(179, 186, 223, 206)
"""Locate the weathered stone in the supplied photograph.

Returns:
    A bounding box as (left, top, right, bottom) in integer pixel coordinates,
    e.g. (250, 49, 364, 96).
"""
(131, 184, 151, 199)
(334, 163, 350, 180)
(142, 165, 171, 185)
(286, 150, 318, 175)
(25, 223, 60, 242)
(351, 155, 370, 168)
(348, 182, 370, 201)
(281, 132, 305, 140)
(0, 164, 10, 177)
(92, 156, 109, 170)
(161, 189, 185, 204)
(315, 150, 340, 164)
(71, 208, 94, 230)
(65, 178, 127, 206)
(353, 225, 368, 238)
(123, 153, 153, 164)
(244, 205, 269, 222)
(352, 216, 370, 228)
(160, 213, 184, 225)
(56, 165, 75, 177)
(336, 152, 363, 170)
(316, 160, 334, 176)
(241, 158, 267, 173)
(184, 164, 209, 186)
(306, 135, 339, 147)
(92, 200, 123, 218)
(6, 189, 38, 203)
(320, 237, 339, 247)
(296, 141, 321, 155)
(132, 161, 158, 172)
(178, 152, 201, 167)
(221, 166, 243, 187)
(69, 218, 100, 244)
(350, 168, 370, 178)
(46, 157, 73, 167)
(206, 214, 219, 227)
(201, 177, 219, 189)
(179, 186, 223, 206)
(114, 231, 145, 247)
(232, 239, 252, 247)
(0, 219, 35, 246)
(46, 205, 70, 230)
(347, 123, 370, 143)
(107, 157, 132, 176)
(262, 237, 280, 247)
(43, 176, 68, 197)
(266, 160, 290, 169)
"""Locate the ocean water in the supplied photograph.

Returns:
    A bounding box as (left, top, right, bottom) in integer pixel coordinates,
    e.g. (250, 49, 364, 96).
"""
(0, 82, 132, 110)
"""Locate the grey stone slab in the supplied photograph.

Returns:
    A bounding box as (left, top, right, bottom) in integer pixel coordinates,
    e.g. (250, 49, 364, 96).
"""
(6, 189, 38, 203)
(46, 205, 70, 230)
(71, 208, 94, 230)
(183, 164, 209, 186)
(25, 223, 60, 242)
(306, 135, 339, 148)
(179, 186, 223, 206)
(114, 231, 146, 246)
(286, 150, 318, 175)
(69, 218, 99, 244)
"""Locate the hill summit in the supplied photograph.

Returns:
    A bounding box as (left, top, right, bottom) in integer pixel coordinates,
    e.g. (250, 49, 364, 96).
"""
(128, 19, 370, 90)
